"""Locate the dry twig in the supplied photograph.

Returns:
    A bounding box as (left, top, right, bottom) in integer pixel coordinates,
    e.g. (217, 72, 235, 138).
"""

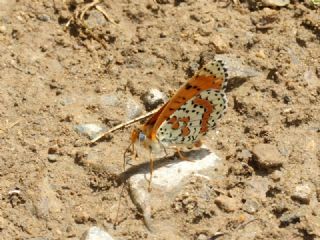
(65, 0, 116, 49)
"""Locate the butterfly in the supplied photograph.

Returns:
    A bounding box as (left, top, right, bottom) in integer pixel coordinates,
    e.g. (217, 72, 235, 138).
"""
(128, 59, 228, 190)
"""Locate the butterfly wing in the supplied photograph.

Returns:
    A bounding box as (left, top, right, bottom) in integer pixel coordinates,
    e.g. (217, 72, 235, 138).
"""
(150, 59, 228, 142)
(156, 89, 227, 145)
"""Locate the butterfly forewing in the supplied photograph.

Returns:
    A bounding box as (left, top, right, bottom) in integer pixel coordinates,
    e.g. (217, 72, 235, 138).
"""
(150, 60, 228, 140)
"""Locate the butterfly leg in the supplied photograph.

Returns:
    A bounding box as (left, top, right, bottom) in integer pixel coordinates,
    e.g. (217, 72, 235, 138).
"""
(173, 147, 194, 161)
(132, 143, 139, 161)
(148, 148, 154, 192)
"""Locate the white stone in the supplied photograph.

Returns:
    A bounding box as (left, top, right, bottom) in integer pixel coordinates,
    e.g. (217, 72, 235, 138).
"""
(142, 88, 167, 111)
(215, 54, 261, 80)
(81, 227, 114, 240)
(129, 146, 220, 230)
(262, 0, 290, 7)
(291, 184, 312, 204)
(74, 124, 106, 140)
(126, 98, 143, 120)
(100, 94, 119, 107)
(130, 147, 219, 191)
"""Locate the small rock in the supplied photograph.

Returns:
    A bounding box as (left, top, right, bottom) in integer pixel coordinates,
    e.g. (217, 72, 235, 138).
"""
(129, 147, 220, 229)
(251, 143, 285, 169)
(74, 151, 88, 166)
(0, 25, 7, 33)
(34, 177, 62, 219)
(246, 177, 270, 201)
(243, 199, 260, 214)
(100, 94, 119, 107)
(256, 49, 266, 59)
(142, 88, 167, 111)
(156, 0, 171, 4)
(74, 211, 90, 224)
(37, 14, 50, 22)
(74, 124, 106, 140)
(271, 170, 282, 181)
(81, 226, 114, 240)
(126, 99, 143, 120)
(261, 0, 290, 7)
(214, 195, 238, 213)
(47, 154, 58, 162)
(85, 10, 107, 28)
(291, 184, 312, 204)
(215, 54, 260, 90)
(279, 209, 304, 227)
(283, 95, 291, 104)
(236, 148, 252, 161)
(190, 13, 201, 22)
(304, 69, 319, 88)
(197, 234, 208, 240)
(130, 148, 219, 191)
(210, 36, 228, 54)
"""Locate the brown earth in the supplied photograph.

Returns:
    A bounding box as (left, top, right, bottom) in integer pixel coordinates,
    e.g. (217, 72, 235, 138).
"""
(0, 0, 320, 239)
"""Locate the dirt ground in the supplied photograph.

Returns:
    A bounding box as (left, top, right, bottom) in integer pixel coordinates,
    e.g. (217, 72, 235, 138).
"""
(0, 0, 320, 239)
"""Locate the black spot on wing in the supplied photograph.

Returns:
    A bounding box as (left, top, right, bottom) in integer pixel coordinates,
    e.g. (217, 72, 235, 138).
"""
(185, 83, 192, 90)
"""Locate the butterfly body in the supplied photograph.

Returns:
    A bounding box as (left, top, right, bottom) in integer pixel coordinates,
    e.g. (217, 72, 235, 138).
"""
(131, 59, 228, 152)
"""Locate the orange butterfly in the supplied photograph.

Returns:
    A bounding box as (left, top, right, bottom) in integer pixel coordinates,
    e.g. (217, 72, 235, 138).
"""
(128, 59, 228, 190)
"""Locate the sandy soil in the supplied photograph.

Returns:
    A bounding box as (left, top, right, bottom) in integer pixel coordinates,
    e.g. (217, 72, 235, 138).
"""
(0, 0, 319, 239)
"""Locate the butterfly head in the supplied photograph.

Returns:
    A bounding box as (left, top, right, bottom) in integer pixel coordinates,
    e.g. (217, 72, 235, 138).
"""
(131, 127, 147, 144)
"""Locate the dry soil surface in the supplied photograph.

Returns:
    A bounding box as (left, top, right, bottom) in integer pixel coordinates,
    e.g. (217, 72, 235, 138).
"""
(0, 0, 320, 239)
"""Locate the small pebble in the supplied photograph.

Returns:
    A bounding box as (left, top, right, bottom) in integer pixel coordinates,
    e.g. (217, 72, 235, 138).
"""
(271, 170, 282, 181)
(283, 95, 291, 104)
(0, 25, 7, 33)
(256, 49, 266, 59)
(100, 94, 119, 107)
(214, 195, 238, 213)
(37, 14, 50, 22)
(236, 148, 252, 161)
(126, 99, 143, 120)
(74, 124, 106, 140)
(252, 143, 286, 169)
(34, 177, 62, 219)
(142, 88, 167, 111)
(243, 199, 259, 214)
(291, 184, 312, 204)
(215, 54, 261, 81)
(197, 234, 208, 240)
(74, 211, 90, 224)
(48, 154, 58, 162)
(279, 210, 304, 227)
(210, 36, 228, 54)
(85, 10, 107, 28)
(304, 69, 318, 88)
(60, 97, 75, 106)
(81, 227, 115, 240)
(261, 0, 290, 7)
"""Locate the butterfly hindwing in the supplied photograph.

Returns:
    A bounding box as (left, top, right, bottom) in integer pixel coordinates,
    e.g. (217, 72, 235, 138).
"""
(156, 89, 227, 145)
